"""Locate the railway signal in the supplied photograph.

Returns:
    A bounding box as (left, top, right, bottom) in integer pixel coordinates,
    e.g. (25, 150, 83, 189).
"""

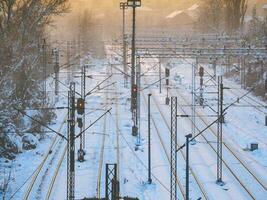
(77, 117, 83, 128)
(132, 84, 138, 98)
(77, 98, 85, 115)
(132, 84, 138, 110)
(199, 66, 204, 106)
(165, 68, 170, 77)
(165, 68, 170, 86)
(165, 68, 170, 105)
(52, 48, 59, 98)
(127, 0, 141, 111)
(132, 84, 138, 136)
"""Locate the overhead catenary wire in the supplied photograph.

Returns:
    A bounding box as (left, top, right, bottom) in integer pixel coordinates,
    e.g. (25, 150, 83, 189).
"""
(109, 114, 170, 194)
(14, 107, 68, 140)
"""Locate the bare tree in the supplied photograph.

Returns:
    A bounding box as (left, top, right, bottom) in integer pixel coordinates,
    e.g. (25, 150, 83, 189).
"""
(224, 0, 248, 33)
(195, 0, 223, 33)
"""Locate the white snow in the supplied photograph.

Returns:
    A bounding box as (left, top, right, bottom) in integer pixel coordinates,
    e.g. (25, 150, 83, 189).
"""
(2, 43, 267, 200)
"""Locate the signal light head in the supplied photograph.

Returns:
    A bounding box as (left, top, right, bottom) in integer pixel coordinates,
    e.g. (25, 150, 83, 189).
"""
(77, 98, 85, 115)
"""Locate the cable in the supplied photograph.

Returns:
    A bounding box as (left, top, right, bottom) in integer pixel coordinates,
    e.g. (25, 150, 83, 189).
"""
(8, 163, 41, 200)
(109, 114, 170, 193)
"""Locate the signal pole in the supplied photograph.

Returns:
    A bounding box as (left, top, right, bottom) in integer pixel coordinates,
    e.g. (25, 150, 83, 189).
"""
(67, 41, 71, 84)
(148, 93, 152, 184)
(217, 76, 223, 184)
(127, 0, 141, 111)
(165, 68, 170, 105)
(52, 48, 59, 98)
(135, 55, 141, 145)
(191, 59, 197, 138)
(42, 39, 47, 105)
(78, 65, 86, 161)
(170, 97, 177, 200)
(185, 134, 192, 200)
(199, 66, 204, 106)
(120, 2, 128, 87)
(212, 57, 217, 80)
(67, 82, 76, 200)
(82, 66, 86, 150)
(159, 58, 162, 94)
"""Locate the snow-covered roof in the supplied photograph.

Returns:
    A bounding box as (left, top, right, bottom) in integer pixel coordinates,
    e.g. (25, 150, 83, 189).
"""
(166, 10, 183, 19)
(187, 4, 199, 11)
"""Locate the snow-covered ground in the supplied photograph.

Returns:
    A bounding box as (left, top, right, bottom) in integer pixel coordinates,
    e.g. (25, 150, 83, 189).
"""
(1, 44, 267, 200)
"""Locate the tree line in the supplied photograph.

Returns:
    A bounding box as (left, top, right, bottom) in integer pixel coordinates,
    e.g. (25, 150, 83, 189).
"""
(0, 0, 69, 156)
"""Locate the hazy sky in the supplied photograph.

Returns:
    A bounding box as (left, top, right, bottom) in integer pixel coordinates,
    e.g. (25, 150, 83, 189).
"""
(49, 0, 266, 42)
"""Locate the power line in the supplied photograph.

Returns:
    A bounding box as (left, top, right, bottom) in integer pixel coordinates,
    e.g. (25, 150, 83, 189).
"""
(14, 107, 68, 140)
(109, 114, 170, 194)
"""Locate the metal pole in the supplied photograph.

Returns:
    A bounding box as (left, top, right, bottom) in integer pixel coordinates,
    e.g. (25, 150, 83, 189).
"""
(120, 3, 128, 87)
(243, 56, 246, 88)
(42, 39, 47, 105)
(131, 5, 136, 111)
(159, 58, 162, 94)
(213, 58, 217, 80)
(170, 97, 177, 200)
(260, 60, 264, 81)
(217, 76, 223, 184)
(148, 93, 152, 184)
(81, 66, 86, 150)
(136, 55, 141, 145)
(67, 82, 75, 200)
(83, 66, 86, 150)
(106, 164, 118, 200)
(80, 67, 83, 151)
(53, 48, 59, 97)
(227, 55, 230, 74)
(67, 41, 71, 84)
(199, 68, 204, 106)
(185, 134, 192, 200)
(191, 59, 197, 138)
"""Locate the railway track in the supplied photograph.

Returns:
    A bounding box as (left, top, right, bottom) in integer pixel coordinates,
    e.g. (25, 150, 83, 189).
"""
(96, 66, 116, 198)
(155, 58, 267, 196)
(169, 86, 267, 199)
(96, 84, 109, 198)
(225, 80, 267, 115)
(115, 82, 120, 181)
(145, 56, 267, 199)
(142, 78, 209, 200)
(44, 145, 67, 200)
(23, 114, 67, 200)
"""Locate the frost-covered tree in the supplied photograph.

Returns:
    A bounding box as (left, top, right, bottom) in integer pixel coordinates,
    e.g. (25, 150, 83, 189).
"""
(0, 0, 68, 157)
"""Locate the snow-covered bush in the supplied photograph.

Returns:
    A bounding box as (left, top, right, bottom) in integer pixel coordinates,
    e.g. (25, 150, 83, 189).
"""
(22, 134, 38, 150)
